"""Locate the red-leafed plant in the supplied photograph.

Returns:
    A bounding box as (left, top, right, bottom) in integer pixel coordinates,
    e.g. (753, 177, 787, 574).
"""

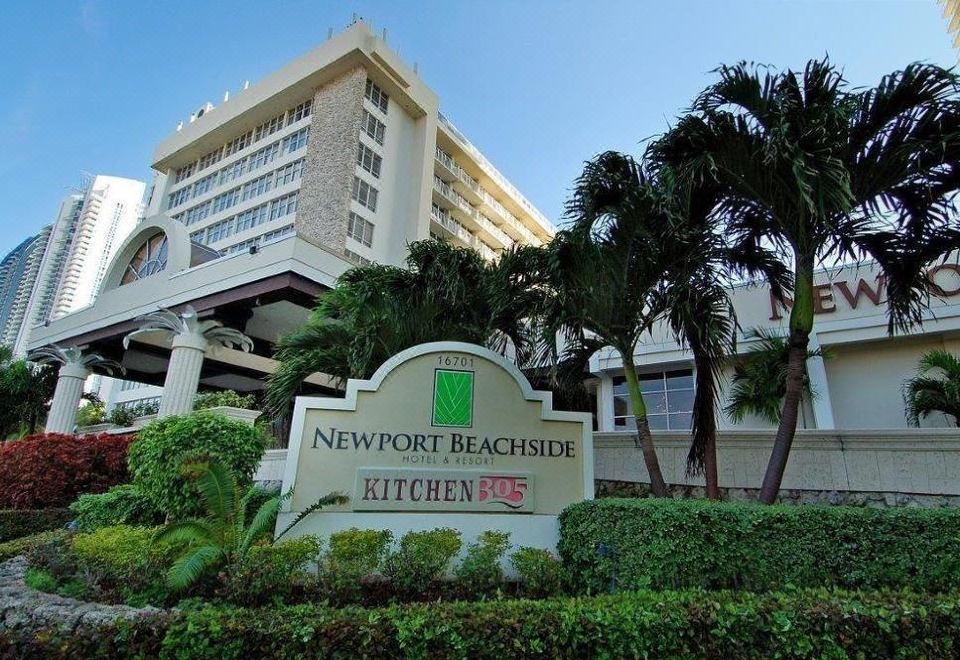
(0, 433, 134, 509)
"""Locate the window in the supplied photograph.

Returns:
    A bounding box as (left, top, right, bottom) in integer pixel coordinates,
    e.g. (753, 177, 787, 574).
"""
(167, 186, 191, 209)
(183, 201, 212, 226)
(347, 211, 374, 247)
(274, 159, 303, 187)
(218, 158, 247, 186)
(362, 110, 386, 145)
(190, 229, 205, 243)
(263, 224, 295, 242)
(192, 173, 216, 198)
(282, 127, 310, 153)
(224, 131, 253, 157)
(205, 218, 235, 244)
(351, 176, 378, 212)
(365, 79, 389, 114)
(249, 142, 280, 171)
(254, 113, 285, 142)
(344, 248, 373, 266)
(357, 142, 382, 178)
(212, 187, 241, 214)
(120, 233, 168, 285)
(235, 202, 270, 233)
(269, 192, 298, 220)
(198, 147, 223, 171)
(241, 173, 273, 202)
(287, 99, 313, 126)
(613, 369, 694, 431)
(174, 162, 195, 183)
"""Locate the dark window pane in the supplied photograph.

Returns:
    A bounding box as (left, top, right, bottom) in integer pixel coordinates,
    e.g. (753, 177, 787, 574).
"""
(612, 378, 628, 396)
(638, 373, 663, 393)
(666, 370, 694, 390)
(613, 396, 631, 417)
(669, 412, 693, 430)
(614, 416, 636, 430)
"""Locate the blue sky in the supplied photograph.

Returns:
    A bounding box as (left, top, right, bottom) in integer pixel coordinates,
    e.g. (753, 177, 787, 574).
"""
(0, 1, 955, 255)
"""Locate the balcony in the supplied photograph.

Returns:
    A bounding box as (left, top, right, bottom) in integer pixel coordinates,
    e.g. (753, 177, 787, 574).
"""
(430, 207, 478, 249)
(435, 147, 483, 205)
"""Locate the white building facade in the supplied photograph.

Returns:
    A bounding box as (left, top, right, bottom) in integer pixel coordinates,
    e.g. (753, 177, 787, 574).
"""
(593, 259, 960, 434)
(30, 21, 553, 421)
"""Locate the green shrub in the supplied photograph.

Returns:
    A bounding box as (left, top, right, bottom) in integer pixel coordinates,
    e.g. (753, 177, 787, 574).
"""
(454, 530, 510, 597)
(69, 484, 162, 532)
(324, 528, 392, 600)
(559, 498, 960, 593)
(223, 536, 322, 606)
(13, 588, 960, 659)
(194, 390, 256, 411)
(24, 567, 58, 592)
(76, 401, 106, 427)
(108, 406, 136, 427)
(383, 528, 461, 594)
(0, 508, 72, 542)
(127, 413, 265, 518)
(511, 546, 565, 598)
(0, 529, 68, 561)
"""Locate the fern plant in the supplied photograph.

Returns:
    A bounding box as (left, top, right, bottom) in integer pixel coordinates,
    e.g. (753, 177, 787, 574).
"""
(154, 458, 346, 590)
(903, 350, 960, 427)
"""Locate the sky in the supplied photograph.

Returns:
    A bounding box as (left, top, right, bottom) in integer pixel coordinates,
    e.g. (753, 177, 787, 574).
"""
(0, 0, 956, 256)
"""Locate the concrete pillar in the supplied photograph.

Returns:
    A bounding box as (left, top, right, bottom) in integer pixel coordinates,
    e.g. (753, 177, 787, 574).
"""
(806, 332, 836, 430)
(45, 362, 89, 434)
(596, 372, 616, 432)
(157, 332, 208, 418)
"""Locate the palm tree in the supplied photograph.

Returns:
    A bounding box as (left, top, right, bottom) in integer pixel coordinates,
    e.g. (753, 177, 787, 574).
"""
(266, 240, 541, 417)
(724, 329, 823, 426)
(124, 305, 254, 352)
(537, 152, 702, 497)
(657, 60, 960, 503)
(0, 346, 58, 437)
(155, 457, 347, 590)
(903, 350, 960, 426)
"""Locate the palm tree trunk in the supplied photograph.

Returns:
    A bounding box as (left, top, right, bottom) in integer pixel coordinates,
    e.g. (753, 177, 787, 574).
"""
(691, 345, 721, 499)
(622, 358, 671, 497)
(758, 256, 814, 504)
(703, 434, 720, 500)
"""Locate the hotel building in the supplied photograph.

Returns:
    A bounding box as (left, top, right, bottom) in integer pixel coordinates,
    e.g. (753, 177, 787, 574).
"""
(29, 21, 554, 424)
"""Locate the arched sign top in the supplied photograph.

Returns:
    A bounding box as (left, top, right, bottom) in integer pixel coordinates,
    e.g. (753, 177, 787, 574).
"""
(277, 341, 594, 554)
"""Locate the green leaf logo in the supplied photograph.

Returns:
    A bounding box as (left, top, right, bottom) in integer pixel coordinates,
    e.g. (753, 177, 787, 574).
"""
(433, 369, 474, 427)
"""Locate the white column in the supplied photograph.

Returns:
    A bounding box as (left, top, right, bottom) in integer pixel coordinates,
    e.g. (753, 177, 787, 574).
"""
(45, 362, 89, 434)
(597, 372, 616, 432)
(158, 332, 208, 418)
(806, 332, 836, 430)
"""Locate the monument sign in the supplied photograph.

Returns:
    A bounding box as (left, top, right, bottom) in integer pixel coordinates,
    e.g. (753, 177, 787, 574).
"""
(276, 342, 593, 551)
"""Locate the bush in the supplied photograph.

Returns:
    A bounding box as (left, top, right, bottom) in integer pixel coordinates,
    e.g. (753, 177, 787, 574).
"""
(108, 407, 136, 427)
(559, 498, 960, 593)
(11, 588, 960, 658)
(0, 433, 133, 509)
(0, 529, 69, 561)
(0, 508, 72, 542)
(324, 528, 392, 601)
(76, 401, 106, 427)
(127, 413, 265, 518)
(194, 390, 256, 411)
(383, 528, 461, 594)
(223, 536, 321, 606)
(454, 530, 510, 597)
(511, 547, 565, 598)
(69, 484, 162, 532)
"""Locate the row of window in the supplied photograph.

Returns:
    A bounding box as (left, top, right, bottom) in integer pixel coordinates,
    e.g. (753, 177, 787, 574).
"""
(223, 223, 295, 254)
(362, 110, 386, 145)
(174, 158, 304, 226)
(347, 211, 374, 247)
(365, 79, 389, 114)
(357, 142, 382, 178)
(173, 98, 313, 183)
(168, 127, 309, 210)
(190, 191, 299, 245)
(344, 247, 373, 267)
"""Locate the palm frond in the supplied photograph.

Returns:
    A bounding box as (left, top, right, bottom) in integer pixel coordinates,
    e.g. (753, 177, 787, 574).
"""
(166, 545, 224, 591)
(154, 519, 216, 546)
(275, 492, 348, 541)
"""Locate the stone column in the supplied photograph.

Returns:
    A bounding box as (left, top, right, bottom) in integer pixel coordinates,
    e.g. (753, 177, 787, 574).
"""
(158, 332, 208, 418)
(45, 362, 89, 434)
(806, 332, 836, 430)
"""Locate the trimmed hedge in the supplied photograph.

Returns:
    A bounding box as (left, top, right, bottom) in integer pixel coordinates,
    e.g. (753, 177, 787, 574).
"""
(0, 433, 133, 509)
(0, 508, 72, 542)
(559, 498, 960, 593)
(0, 530, 69, 561)
(3, 588, 960, 658)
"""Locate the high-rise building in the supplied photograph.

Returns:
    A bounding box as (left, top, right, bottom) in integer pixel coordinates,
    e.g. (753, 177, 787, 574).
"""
(0, 234, 45, 348)
(943, 0, 960, 49)
(13, 175, 145, 355)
